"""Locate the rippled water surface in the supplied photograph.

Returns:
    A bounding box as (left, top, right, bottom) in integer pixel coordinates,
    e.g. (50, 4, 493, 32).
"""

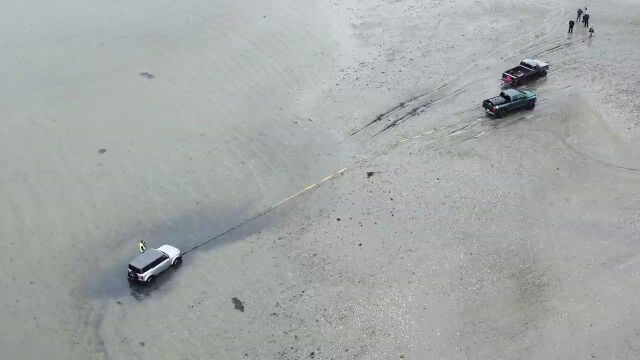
(0, 0, 353, 358)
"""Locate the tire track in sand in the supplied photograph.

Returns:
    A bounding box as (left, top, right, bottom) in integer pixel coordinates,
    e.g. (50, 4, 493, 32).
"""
(350, 4, 566, 138)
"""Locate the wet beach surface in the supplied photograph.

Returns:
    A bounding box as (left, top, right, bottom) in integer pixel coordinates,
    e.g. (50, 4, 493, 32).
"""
(2, 0, 640, 359)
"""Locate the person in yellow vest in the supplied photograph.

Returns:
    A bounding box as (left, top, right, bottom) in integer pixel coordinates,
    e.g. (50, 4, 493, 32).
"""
(139, 240, 147, 253)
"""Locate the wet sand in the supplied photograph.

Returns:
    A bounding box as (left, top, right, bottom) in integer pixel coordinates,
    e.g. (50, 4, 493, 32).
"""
(3, 0, 640, 359)
(1, 0, 356, 357)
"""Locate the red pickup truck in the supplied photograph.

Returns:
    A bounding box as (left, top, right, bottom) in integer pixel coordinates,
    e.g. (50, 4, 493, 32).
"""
(502, 59, 549, 86)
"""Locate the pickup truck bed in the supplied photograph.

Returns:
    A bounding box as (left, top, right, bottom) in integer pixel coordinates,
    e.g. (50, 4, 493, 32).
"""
(504, 66, 534, 78)
(502, 59, 549, 86)
(483, 89, 537, 117)
(484, 96, 507, 106)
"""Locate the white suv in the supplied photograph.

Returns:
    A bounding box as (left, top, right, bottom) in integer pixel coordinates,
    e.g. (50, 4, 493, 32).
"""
(127, 245, 182, 283)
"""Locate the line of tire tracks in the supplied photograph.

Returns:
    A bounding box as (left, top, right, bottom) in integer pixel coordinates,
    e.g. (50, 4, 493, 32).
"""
(349, 4, 571, 138)
(180, 4, 578, 258)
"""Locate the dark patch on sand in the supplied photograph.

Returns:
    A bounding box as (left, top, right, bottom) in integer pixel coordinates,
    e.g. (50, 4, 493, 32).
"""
(82, 201, 274, 301)
(232, 297, 245, 312)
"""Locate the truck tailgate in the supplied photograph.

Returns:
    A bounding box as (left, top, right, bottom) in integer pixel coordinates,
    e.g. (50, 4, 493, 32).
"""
(483, 100, 496, 113)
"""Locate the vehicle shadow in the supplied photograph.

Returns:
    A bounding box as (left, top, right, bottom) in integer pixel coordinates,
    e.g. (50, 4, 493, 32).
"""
(488, 113, 532, 130)
(501, 76, 548, 90)
(127, 265, 181, 301)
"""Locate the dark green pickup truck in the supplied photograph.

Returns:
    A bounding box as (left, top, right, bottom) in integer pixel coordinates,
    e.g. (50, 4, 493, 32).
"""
(483, 89, 536, 117)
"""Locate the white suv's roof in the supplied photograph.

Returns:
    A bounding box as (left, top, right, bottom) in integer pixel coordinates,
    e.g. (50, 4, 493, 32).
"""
(129, 249, 164, 269)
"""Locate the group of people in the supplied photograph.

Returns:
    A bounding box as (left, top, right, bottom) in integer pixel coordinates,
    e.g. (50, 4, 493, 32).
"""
(568, 6, 594, 37)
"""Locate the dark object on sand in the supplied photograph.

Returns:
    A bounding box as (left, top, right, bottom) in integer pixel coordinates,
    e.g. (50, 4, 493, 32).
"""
(366, 171, 375, 178)
(139, 72, 155, 79)
(232, 297, 245, 312)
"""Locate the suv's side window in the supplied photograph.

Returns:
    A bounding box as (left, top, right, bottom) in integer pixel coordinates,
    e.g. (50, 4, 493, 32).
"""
(149, 255, 168, 269)
(156, 255, 168, 267)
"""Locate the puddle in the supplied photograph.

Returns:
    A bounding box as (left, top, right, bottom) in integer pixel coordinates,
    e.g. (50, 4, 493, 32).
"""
(82, 200, 277, 301)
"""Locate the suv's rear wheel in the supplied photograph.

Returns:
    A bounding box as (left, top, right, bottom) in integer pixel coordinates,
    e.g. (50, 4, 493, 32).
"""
(540, 70, 548, 77)
(146, 275, 155, 284)
(496, 109, 506, 118)
(527, 101, 536, 110)
(173, 257, 182, 267)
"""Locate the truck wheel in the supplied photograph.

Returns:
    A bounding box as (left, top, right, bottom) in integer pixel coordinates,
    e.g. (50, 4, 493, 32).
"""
(173, 257, 182, 267)
(540, 70, 547, 77)
(147, 275, 155, 284)
(496, 110, 505, 118)
(527, 101, 536, 110)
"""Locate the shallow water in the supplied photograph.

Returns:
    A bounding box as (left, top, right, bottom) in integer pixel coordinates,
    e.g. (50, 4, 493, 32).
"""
(0, 0, 355, 358)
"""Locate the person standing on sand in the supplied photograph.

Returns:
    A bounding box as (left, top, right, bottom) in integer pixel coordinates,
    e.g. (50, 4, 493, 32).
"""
(139, 240, 147, 253)
(589, 27, 594, 37)
(576, 8, 583, 21)
(583, 13, 590, 27)
(582, 6, 588, 22)
(568, 19, 575, 33)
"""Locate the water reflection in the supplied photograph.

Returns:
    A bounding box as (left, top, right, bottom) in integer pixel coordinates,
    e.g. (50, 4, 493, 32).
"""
(127, 265, 181, 301)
